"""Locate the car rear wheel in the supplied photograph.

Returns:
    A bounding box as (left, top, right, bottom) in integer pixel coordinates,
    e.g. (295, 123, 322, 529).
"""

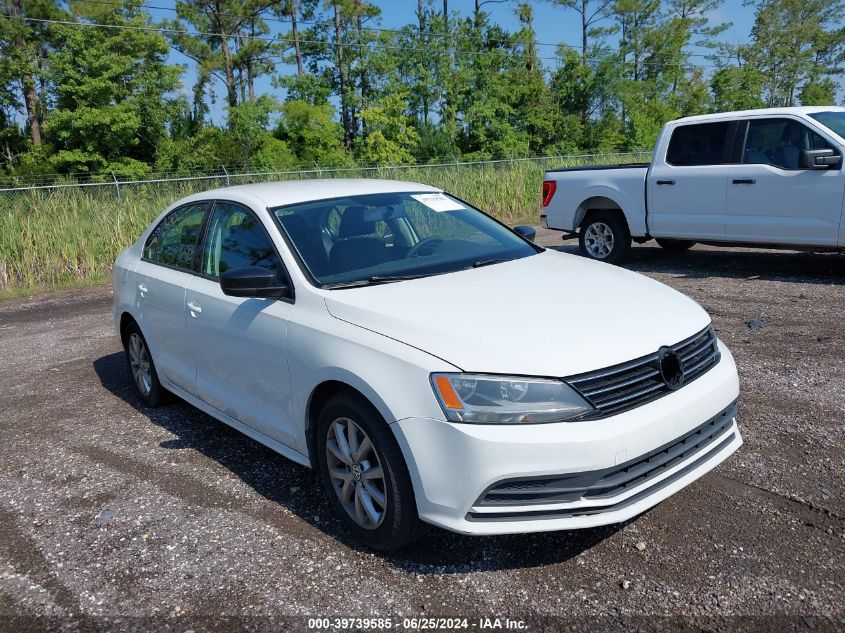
(579, 211, 631, 264)
(656, 238, 696, 252)
(317, 391, 422, 551)
(122, 321, 168, 407)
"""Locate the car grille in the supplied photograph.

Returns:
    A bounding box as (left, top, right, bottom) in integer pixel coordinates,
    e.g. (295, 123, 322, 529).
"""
(468, 402, 737, 519)
(567, 326, 720, 418)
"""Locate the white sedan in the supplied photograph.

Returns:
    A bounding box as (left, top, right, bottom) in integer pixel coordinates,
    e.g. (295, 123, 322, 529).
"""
(112, 179, 742, 550)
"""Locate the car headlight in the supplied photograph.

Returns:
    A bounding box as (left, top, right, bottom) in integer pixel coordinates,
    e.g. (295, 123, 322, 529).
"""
(430, 373, 594, 424)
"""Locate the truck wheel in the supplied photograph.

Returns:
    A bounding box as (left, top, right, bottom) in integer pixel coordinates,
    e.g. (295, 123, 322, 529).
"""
(656, 238, 695, 252)
(579, 212, 631, 264)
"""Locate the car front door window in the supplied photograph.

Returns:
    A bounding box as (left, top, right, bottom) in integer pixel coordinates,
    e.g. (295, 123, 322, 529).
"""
(202, 202, 283, 280)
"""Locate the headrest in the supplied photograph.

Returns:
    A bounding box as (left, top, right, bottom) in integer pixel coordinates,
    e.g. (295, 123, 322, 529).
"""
(338, 205, 375, 238)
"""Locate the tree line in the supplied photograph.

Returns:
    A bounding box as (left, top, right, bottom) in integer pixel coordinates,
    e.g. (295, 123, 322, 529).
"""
(0, 0, 843, 180)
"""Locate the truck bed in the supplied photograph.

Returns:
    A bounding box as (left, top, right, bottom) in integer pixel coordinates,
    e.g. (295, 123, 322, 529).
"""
(543, 164, 650, 237)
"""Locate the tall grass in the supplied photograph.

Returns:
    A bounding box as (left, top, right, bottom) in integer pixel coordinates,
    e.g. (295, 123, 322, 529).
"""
(0, 154, 648, 297)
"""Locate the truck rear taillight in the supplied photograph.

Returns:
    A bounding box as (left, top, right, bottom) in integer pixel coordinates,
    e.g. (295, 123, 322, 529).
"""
(542, 180, 556, 207)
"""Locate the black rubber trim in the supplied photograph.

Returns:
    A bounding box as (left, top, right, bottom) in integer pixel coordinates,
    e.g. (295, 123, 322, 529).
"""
(466, 402, 737, 521)
(477, 402, 736, 508)
(469, 432, 737, 521)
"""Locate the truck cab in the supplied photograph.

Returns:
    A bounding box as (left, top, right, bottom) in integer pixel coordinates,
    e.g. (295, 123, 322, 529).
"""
(543, 107, 845, 263)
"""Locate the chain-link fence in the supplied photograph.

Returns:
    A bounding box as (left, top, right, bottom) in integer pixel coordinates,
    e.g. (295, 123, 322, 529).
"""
(0, 151, 652, 292)
(0, 152, 651, 204)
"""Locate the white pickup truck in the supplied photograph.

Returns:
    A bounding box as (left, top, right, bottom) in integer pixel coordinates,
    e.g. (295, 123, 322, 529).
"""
(542, 106, 845, 263)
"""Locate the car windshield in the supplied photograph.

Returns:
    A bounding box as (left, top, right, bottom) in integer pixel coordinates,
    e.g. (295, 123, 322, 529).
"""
(809, 111, 845, 140)
(271, 191, 539, 287)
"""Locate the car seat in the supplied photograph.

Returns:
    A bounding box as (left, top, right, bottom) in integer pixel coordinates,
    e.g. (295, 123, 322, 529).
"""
(328, 206, 392, 273)
(744, 129, 769, 164)
(771, 124, 801, 169)
(280, 214, 329, 276)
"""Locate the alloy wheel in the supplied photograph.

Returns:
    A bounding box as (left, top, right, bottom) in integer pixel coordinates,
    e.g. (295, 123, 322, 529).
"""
(128, 332, 152, 397)
(584, 221, 615, 259)
(325, 417, 387, 529)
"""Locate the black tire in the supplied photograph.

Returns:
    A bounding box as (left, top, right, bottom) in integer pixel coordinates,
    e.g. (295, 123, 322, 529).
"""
(122, 320, 168, 407)
(578, 211, 632, 264)
(317, 391, 422, 551)
(656, 238, 696, 252)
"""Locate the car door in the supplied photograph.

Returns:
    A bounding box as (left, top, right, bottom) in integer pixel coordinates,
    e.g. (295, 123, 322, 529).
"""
(184, 201, 296, 447)
(134, 202, 209, 394)
(647, 121, 733, 240)
(725, 117, 844, 246)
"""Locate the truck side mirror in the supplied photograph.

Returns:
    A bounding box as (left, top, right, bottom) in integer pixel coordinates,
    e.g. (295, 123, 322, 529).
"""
(799, 149, 841, 170)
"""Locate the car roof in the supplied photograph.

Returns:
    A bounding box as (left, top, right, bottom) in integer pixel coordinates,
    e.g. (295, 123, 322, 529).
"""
(673, 105, 845, 125)
(171, 178, 443, 210)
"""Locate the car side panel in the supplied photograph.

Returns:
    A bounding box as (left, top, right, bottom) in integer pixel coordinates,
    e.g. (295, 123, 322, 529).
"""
(133, 260, 196, 395)
(185, 275, 296, 447)
(285, 294, 458, 458)
(112, 244, 140, 333)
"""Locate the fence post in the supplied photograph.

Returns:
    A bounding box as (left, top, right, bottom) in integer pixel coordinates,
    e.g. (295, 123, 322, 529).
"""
(222, 165, 230, 186)
(111, 172, 121, 199)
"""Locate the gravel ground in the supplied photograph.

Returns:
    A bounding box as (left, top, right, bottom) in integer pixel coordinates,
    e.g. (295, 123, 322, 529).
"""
(0, 235, 843, 632)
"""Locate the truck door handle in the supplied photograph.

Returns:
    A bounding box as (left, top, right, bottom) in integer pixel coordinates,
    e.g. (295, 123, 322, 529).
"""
(732, 179, 756, 184)
(186, 301, 202, 315)
(137, 284, 148, 296)
(656, 179, 675, 185)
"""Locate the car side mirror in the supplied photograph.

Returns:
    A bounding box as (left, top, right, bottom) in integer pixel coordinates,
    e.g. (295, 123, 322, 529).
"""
(799, 148, 841, 169)
(513, 225, 536, 242)
(220, 266, 290, 299)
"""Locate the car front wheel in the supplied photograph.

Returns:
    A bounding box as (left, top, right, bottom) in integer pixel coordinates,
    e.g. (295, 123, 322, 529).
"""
(579, 211, 631, 264)
(317, 392, 421, 551)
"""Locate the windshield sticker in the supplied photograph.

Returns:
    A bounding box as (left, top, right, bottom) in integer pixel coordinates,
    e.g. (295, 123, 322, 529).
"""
(411, 193, 466, 212)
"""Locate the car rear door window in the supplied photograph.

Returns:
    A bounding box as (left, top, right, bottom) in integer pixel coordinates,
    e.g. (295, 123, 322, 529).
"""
(666, 122, 731, 166)
(143, 203, 208, 270)
(201, 202, 283, 279)
(742, 118, 835, 169)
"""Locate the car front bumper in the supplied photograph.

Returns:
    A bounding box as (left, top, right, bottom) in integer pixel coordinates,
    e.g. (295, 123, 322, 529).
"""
(392, 340, 741, 535)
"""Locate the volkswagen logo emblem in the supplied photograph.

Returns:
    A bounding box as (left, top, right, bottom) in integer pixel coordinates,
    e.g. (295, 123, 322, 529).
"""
(658, 347, 685, 390)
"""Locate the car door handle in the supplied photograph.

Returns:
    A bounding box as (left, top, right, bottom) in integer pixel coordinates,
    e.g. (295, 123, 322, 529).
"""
(137, 284, 148, 296)
(186, 301, 202, 315)
(656, 179, 675, 185)
(732, 179, 756, 184)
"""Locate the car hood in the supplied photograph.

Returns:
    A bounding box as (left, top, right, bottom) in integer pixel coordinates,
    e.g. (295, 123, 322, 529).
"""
(323, 250, 711, 377)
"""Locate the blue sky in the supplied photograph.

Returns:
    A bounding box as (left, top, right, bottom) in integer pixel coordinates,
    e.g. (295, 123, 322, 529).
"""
(151, 0, 758, 123)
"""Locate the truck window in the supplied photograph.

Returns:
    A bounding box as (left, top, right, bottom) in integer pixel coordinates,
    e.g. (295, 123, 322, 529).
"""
(808, 111, 845, 139)
(666, 122, 731, 166)
(743, 118, 834, 170)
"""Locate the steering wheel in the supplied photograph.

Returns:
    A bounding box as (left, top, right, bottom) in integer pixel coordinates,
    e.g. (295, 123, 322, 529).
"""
(406, 237, 444, 259)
